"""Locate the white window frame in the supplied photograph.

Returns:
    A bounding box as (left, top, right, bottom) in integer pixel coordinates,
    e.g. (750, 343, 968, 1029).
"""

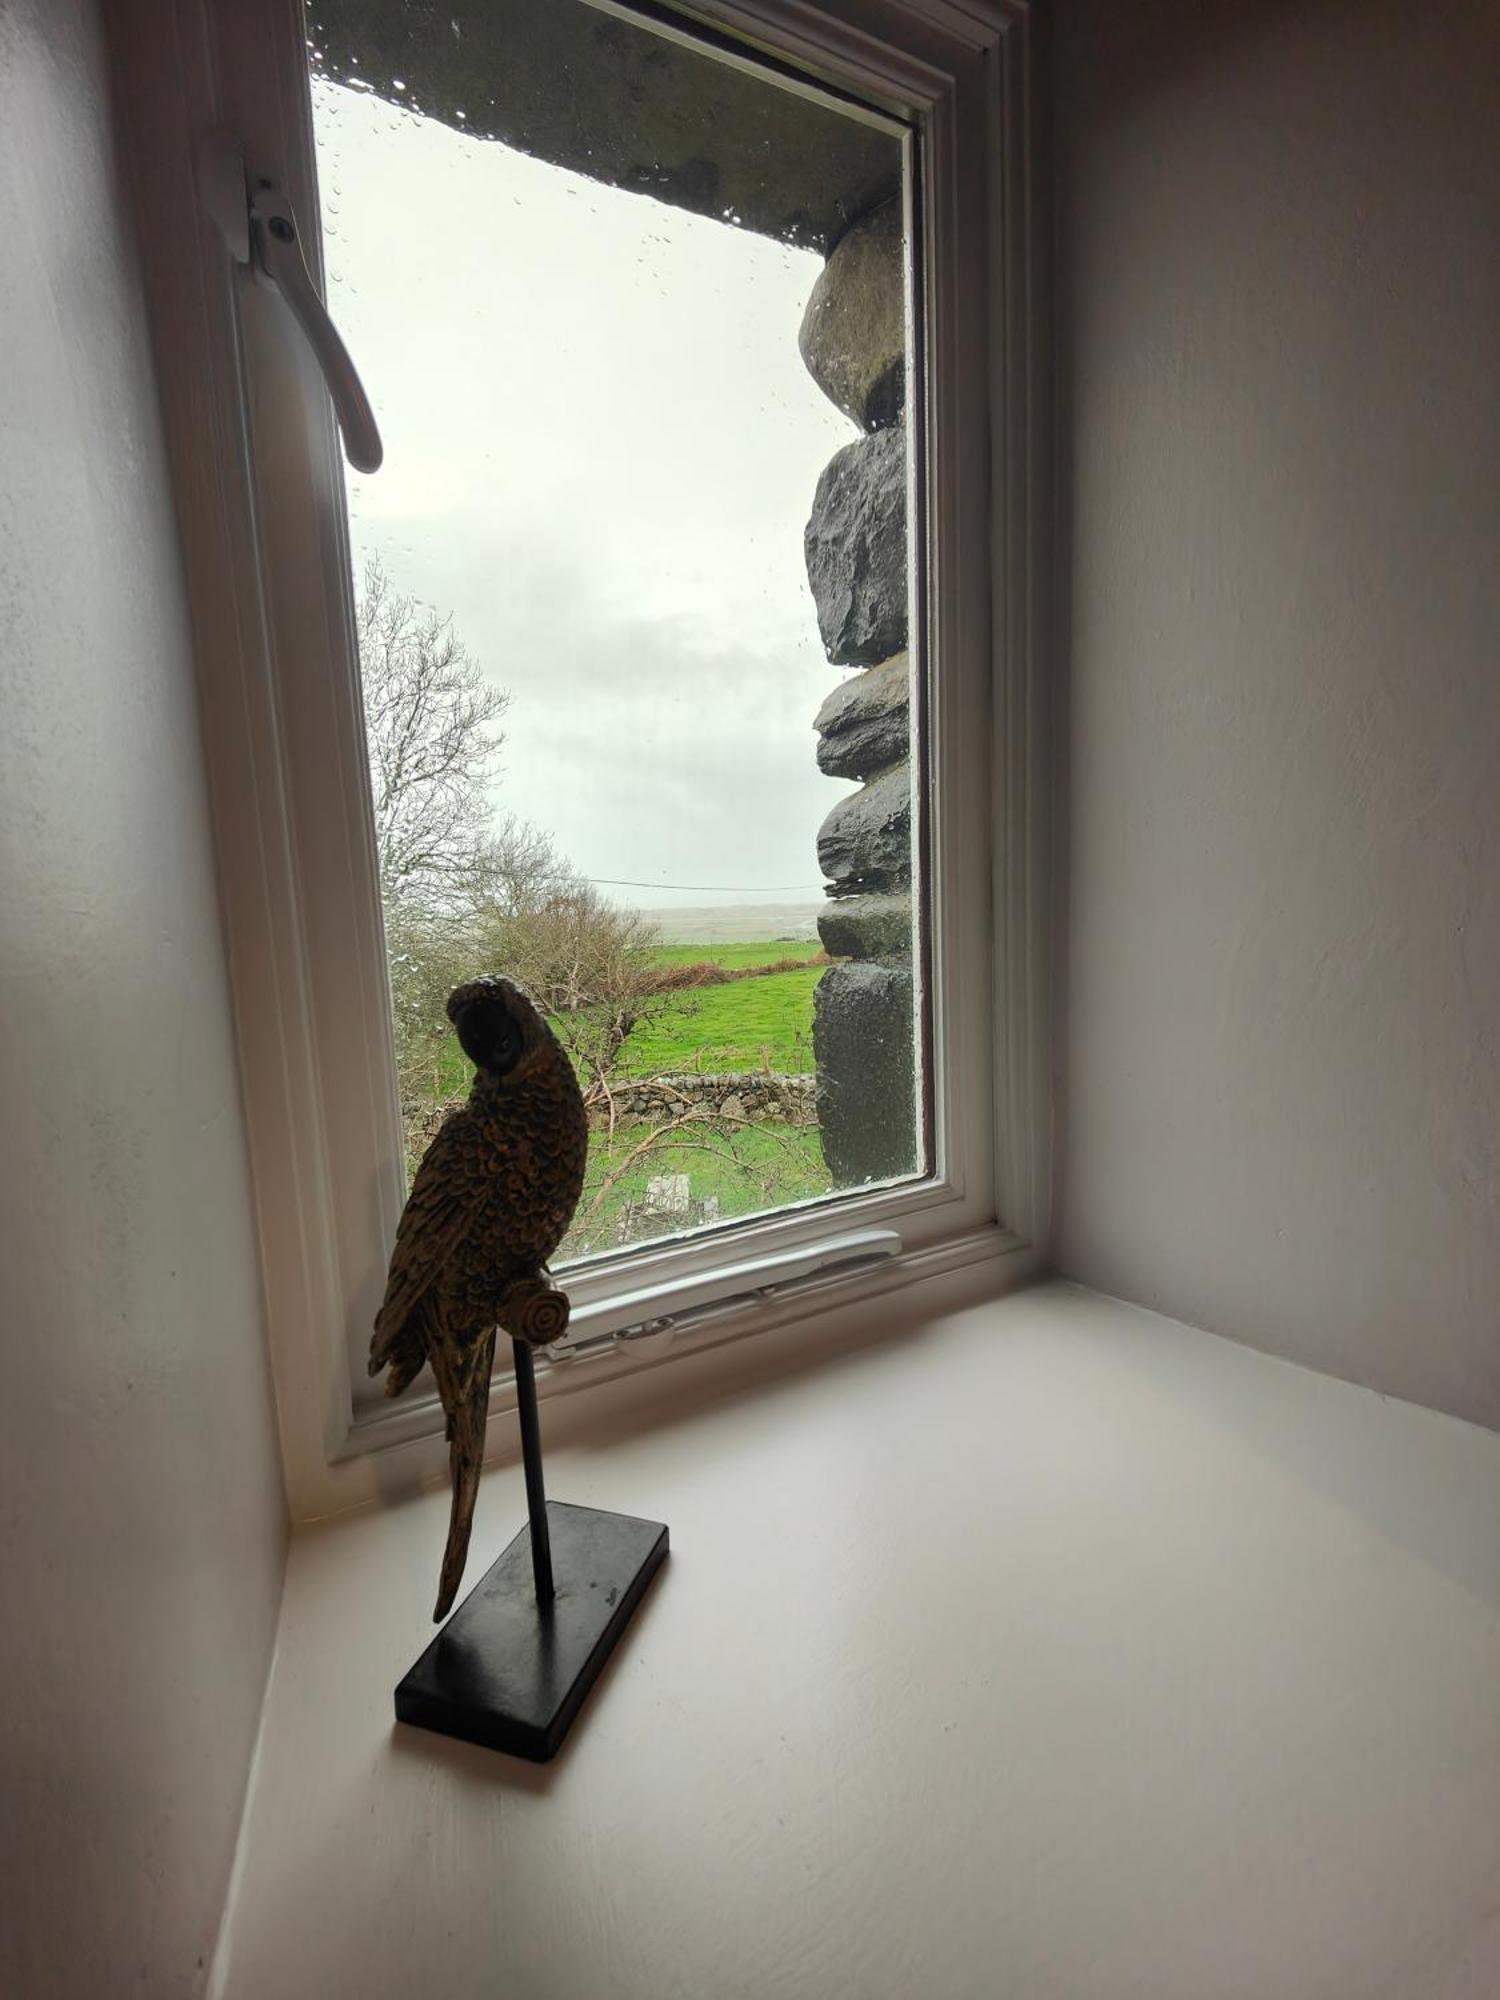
(115, 0, 1048, 1519)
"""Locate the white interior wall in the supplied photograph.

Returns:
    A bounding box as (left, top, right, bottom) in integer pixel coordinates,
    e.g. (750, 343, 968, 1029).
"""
(1053, 0, 1500, 1428)
(0, 4, 288, 1994)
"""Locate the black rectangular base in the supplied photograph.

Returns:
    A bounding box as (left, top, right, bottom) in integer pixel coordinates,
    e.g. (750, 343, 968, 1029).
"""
(395, 1501, 669, 1762)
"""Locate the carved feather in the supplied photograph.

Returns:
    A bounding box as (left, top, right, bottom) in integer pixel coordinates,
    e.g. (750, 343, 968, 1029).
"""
(369, 1107, 500, 1375)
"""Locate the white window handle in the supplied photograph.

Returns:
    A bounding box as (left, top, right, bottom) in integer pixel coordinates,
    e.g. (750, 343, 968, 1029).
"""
(197, 134, 383, 475)
(544, 1227, 904, 1361)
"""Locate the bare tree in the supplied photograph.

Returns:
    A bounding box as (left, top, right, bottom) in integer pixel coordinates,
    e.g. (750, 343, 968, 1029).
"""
(354, 565, 821, 1225)
(355, 561, 740, 1225)
(463, 841, 661, 1089)
(357, 555, 509, 908)
(462, 814, 566, 915)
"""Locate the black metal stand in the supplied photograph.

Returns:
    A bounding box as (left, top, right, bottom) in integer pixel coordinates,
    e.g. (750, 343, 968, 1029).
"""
(394, 1337, 668, 1763)
(511, 1338, 554, 1604)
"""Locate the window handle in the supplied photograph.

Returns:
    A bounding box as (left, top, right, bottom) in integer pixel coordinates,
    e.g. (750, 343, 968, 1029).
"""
(197, 134, 383, 474)
(544, 1228, 904, 1362)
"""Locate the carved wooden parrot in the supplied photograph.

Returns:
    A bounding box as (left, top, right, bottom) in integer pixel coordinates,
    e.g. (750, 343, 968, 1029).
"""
(370, 976, 589, 1620)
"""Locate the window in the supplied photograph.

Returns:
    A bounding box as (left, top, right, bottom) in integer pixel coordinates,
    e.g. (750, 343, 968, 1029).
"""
(128, 0, 1045, 1515)
(305, 3, 926, 1260)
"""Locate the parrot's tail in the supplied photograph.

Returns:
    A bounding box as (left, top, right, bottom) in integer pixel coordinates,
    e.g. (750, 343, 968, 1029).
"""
(429, 1326, 496, 1622)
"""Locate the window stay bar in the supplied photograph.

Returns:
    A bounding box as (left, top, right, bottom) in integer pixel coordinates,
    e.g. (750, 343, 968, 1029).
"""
(546, 1227, 903, 1364)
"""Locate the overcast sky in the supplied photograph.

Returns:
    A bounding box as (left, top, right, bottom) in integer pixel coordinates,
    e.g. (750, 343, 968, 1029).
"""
(312, 80, 865, 910)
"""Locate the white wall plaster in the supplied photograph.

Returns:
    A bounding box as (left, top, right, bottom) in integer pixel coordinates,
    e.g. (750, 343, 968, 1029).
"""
(0, 5, 288, 1993)
(1054, 0, 1500, 1428)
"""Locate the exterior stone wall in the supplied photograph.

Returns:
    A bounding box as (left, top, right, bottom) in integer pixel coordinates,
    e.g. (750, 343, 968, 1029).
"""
(799, 198, 918, 1186)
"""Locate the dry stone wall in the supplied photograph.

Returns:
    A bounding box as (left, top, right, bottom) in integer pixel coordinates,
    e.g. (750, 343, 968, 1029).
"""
(799, 197, 918, 1186)
(798, 197, 906, 428)
(596, 1074, 817, 1126)
(803, 426, 909, 665)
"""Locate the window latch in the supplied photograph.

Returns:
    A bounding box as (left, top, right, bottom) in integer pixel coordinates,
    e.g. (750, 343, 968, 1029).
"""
(196, 133, 383, 475)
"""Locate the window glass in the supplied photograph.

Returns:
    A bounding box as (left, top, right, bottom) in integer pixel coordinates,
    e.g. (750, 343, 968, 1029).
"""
(308, 0, 922, 1262)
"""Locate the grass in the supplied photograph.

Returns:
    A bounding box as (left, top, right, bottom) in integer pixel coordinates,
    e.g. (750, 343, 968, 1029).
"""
(560, 1117, 832, 1261)
(645, 937, 820, 972)
(416, 1035, 475, 1105)
(407, 969, 822, 1112)
(410, 942, 826, 1099)
(393, 935, 835, 1276)
(618, 965, 822, 1076)
(396, 941, 830, 1235)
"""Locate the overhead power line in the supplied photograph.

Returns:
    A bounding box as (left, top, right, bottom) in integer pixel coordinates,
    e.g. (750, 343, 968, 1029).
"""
(585, 876, 826, 894)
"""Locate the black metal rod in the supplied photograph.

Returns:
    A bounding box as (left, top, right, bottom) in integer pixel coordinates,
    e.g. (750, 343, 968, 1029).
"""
(511, 1338, 554, 1605)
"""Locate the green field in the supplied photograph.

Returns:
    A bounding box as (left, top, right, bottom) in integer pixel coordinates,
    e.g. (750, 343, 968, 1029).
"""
(414, 936, 824, 1096)
(415, 941, 825, 1096)
(418, 1035, 475, 1105)
(398, 938, 831, 1243)
(620, 964, 821, 1076)
(561, 1117, 832, 1260)
(646, 938, 820, 972)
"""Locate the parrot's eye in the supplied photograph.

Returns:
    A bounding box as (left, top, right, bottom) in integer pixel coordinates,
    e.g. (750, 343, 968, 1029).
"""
(453, 996, 524, 1075)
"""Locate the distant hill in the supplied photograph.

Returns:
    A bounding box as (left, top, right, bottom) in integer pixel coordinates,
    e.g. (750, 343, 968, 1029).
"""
(635, 900, 822, 945)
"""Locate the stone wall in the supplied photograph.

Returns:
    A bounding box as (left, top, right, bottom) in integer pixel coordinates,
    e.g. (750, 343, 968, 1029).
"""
(595, 1073, 817, 1126)
(799, 199, 918, 1186)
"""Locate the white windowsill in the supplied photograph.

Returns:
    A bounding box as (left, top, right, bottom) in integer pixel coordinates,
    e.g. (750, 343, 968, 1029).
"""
(336, 1218, 1029, 1465)
(211, 1279, 1500, 1998)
